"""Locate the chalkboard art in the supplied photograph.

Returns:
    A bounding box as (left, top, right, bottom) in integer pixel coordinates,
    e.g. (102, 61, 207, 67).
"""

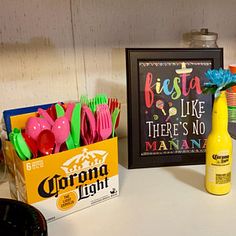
(140, 61, 212, 156)
(126, 48, 223, 168)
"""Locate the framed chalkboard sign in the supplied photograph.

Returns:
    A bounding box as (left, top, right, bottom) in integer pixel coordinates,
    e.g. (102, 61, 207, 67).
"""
(126, 48, 223, 169)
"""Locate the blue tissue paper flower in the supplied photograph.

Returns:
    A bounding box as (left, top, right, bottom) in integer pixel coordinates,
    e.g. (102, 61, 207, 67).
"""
(204, 68, 236, 98)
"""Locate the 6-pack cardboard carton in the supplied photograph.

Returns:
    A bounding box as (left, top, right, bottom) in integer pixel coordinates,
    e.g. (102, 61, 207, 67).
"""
(2, 112, 119, 222)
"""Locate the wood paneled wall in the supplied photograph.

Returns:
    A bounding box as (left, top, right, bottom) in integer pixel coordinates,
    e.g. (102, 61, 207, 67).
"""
(1, 0, 236, 136)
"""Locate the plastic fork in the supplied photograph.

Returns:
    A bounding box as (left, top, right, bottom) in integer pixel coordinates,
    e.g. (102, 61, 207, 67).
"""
(55, 103, 75, 150)
(96, 104, 112, 141)
(95, 94, 108, 105)
(108, 98, 117, 113)
(89, 98, 96, 113)
(111, 108, 120, 137)
(108, 98, 121, 129)
(81, 105, 96, 145)
(80, 95, 89, 105)
(89, 94, 108, 113)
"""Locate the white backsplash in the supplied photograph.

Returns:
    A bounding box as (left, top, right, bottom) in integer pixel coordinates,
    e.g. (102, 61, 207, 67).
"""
(0, 0, 236, 137)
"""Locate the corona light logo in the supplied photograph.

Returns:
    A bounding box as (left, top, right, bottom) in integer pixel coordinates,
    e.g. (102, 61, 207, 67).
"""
(61, 148, 108, 175)
(38, 148, 109, 199)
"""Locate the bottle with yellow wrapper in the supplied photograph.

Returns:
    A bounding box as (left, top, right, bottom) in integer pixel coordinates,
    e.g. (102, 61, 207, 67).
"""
(205, 91, 232, 195)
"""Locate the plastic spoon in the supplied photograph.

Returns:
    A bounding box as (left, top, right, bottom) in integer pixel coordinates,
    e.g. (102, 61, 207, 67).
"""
(65, 103, 75, 121)
(55, 104, 65, 118)
(55, 103, 75, 150)
(25, 117, 51, 141)
(22, 132, 38, 158)
(37, 130, 55, 156)
(46, 104, 57, 121)
(52, 117, 70, 153)
(9, 129, 27, 160)
(38, 108, 55, 126)
(15, 130, 32, 160)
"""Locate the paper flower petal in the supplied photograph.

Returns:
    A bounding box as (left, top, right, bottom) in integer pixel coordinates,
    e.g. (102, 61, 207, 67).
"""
(204, 68, 236, 96)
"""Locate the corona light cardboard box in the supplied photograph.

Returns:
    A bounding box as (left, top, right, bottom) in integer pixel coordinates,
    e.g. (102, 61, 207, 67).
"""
(3, 131, 119, 222)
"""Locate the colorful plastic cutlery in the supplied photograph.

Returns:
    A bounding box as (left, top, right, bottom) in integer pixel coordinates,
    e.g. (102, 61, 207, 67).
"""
(55, 103, 75, 150)
(71, 102, 81, 148)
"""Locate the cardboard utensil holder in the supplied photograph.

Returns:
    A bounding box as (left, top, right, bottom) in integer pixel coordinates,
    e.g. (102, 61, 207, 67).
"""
(2, 113, 119, 222)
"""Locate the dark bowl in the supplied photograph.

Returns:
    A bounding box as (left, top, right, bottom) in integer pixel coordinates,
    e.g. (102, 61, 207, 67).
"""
(0, 198, 47, 236)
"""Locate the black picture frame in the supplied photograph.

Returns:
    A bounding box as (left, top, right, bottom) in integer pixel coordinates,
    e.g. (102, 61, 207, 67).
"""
(126, 48, 223, 169)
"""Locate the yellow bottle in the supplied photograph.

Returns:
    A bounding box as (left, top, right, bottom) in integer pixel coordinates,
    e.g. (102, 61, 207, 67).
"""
(205, 91, 232, 195)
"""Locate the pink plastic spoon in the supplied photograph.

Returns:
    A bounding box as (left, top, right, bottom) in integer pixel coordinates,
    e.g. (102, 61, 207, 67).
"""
(51, 117, 70, 153)
(37, 130, 55, 156)
(25, 117, 51, 141)
(65, 102, 75, 121)
(38, 108, 55, 126)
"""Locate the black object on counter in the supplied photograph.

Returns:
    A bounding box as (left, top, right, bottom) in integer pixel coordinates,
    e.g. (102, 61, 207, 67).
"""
(0, 198, 47, 236)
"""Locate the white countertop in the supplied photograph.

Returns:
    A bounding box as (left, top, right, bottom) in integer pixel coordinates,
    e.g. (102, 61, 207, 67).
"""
(1, 140, 236, 236)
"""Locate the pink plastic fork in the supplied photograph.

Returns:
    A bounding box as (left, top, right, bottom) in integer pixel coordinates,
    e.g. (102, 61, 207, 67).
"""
(97, 104, 112, 141)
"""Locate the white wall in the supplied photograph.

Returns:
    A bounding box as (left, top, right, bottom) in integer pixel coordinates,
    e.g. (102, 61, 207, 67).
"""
(1, 0, 236, 135)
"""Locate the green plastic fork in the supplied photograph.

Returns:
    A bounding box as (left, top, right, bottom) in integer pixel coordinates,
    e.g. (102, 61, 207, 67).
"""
(89, 98, 96, 113)
(89, 94, 108, 113)
(95, 94, 108, 104)
(80, 95, 89, 105)
(111, 108, 120, 137)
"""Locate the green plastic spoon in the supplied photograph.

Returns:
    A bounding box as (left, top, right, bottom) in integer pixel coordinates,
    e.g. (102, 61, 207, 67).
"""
(9, 130, 26, 160)
(9, 128, 31, 160)
(16, 131, 32, 160)
(55, 104, 65, 118)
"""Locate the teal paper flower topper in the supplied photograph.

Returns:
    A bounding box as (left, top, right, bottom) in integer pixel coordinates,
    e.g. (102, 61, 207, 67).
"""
(203, 68, 236, 98)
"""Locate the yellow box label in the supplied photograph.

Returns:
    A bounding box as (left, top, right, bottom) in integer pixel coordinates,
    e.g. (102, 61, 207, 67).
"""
(12, 138, 118, 204)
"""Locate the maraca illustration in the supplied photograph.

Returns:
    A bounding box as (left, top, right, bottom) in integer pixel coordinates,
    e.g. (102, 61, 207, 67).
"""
(165, 107, 177, 122)
(156, 99, 166, 115)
